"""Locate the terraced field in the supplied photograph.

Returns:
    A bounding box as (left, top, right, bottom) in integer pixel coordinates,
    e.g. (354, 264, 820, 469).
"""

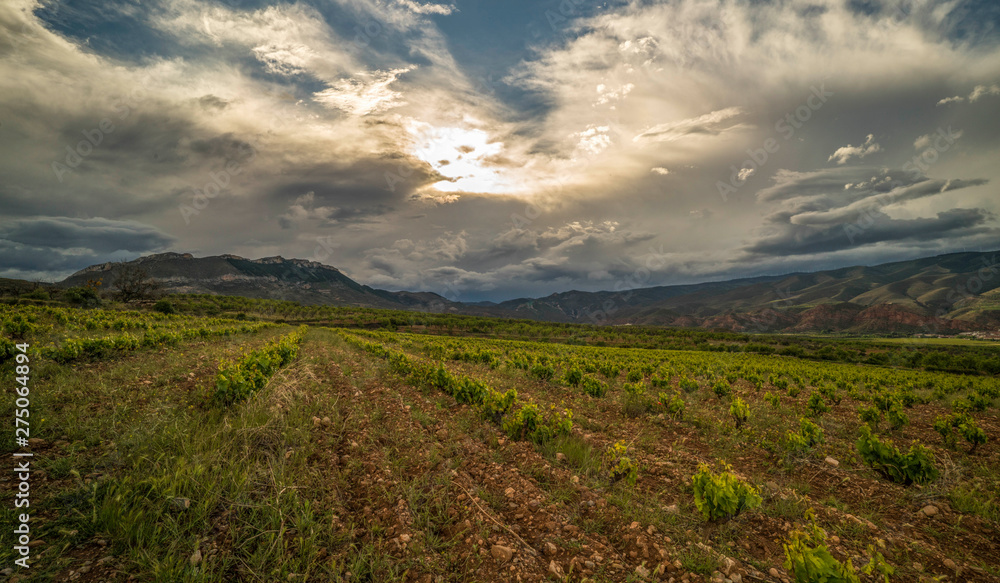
(0, 304, 998, 582)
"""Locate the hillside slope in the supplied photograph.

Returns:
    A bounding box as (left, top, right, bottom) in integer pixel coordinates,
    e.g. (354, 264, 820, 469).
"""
(58, 252, 452, 310)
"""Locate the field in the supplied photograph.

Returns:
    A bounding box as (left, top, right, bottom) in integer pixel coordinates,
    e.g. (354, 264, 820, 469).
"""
(1, 297, 998, 583)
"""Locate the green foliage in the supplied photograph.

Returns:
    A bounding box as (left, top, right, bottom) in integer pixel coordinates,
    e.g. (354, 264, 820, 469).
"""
(454, 377, 488, 406)
(214, 327, 306, 406)
(626, 368, 643, 383)
(730, 396, 749, 428)
(785, 417, 825, 452)
(529, 362, 556, 381)
(563, 366, 583, 387)
(21, 288, 50, 300)
(855, 425, 938, 485)
(862, 545, 895, 583)
(679, 377, 699, 393)
(622, 381, 651, 417)
(935, 413, 987, 452)
(64, 286, 101, 306)
(581, 375, 608, 398)
(603, 441, 637, 485)
(788, 385, 802, 398)
(691, 462, 761, 522)
(764, 391, 781, 408)
(712, 379, 732, 399)
(659, 392, 685, 419)
(2, 313, 36, 339)
(806, 392, 830, 417)
(959, 419, 988, 453)
(152, 299, 176, 314)
(857, 405, 882, 428)
(886, 404, 908, 431)
(783, 514, 861, 583)
(480, 389, 518, 425)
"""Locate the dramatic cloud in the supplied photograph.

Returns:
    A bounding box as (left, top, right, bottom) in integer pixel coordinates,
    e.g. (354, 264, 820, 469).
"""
(0, 217, 175, 280)
(828, 134, 882, 165)
(1, 0, 999, 299)
(743, 167, 995, 257)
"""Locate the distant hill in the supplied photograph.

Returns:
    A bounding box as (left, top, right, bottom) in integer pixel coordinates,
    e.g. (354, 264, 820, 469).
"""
(58, 252, 453, 311)
(489, 250, 1000, 333)
(46, 249, 1000, 334)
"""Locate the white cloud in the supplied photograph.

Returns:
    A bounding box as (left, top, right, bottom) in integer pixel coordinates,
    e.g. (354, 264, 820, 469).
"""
(650, 167, 670, 175)
(828, 134, 881, 165)
(937, 83, 1000, 106)
(970, 84, 1000, 102)
(633, 107, 746, 143)
(394, 0, 455, 15)
(314, 68, 413, 115)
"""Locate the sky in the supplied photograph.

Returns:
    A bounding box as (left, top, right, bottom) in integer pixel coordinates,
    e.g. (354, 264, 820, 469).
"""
(1, 0, 999, 302)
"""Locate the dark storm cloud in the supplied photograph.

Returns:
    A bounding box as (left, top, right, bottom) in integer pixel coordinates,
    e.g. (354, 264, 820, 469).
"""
(744, 208, 995, 257)
(743, 165, 994, 257)
(0, 217, 175, 253)
(0, 217, 175, 279)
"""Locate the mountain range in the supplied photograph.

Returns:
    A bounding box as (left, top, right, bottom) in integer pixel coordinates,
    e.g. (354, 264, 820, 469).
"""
(51, 250, 1000, 334)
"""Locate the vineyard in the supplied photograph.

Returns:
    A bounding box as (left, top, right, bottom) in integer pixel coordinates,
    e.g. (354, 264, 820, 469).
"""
(0, 299, 998, 582)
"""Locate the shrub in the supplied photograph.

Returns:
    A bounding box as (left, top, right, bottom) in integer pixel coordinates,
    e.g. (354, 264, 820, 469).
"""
(783, 515, 861, 583)
(563, 367, 583, 387)
(659, 392, 685, 419)
(855, 425, 938, 485)
(622, 382, 651, 417)
(968, 392, 991, 412)
(582, 376, 608, 398)
(64, 286, 97, 306)
(730, 396, 749, 428)
(455, 377, 488, 406)
(806, 393, 830, 417)
(959, 419, 988, 453)
(679, 377, 699, 393)
(712, 380, 732, 399)
(788, 385, 802, 398)
(691, 462, 761, 522)
(857, 405, 881, 428)
(626, 369, 643, 383)
(503, 402, 572, 444)
(21, 288, 49, 300)
(935, 413, 987, 453)
(886, 404, 908, 431)
(152, 299, 176, 314)
(2, 314, 36, 339)
(480, 389, 517, 425)
(529, 362, 556, 381)
(604, 441, 637, 485)
(764, 391, 781, 408)
(785, 417, 825, 452)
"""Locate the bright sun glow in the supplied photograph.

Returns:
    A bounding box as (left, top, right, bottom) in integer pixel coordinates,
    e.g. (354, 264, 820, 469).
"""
(408, 122, 513, 194)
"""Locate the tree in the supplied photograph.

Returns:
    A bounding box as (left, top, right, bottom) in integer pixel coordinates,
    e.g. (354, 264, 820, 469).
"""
(111, 263, 160, 303)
